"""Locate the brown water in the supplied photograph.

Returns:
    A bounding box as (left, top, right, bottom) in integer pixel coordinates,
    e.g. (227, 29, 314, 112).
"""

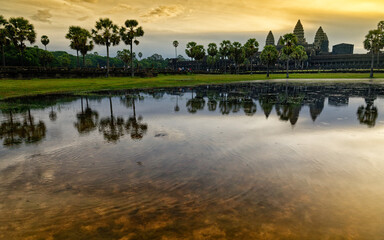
(1, 81, 384, 239)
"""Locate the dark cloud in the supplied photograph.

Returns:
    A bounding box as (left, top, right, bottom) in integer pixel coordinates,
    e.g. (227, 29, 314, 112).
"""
(141, 5, 184, 19)
(31, 9, 52, 23)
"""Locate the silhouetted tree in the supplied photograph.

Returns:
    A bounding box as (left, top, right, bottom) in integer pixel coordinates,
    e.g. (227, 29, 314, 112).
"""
(230, 42, 245, 74)
(244, 38, 259, 74)
(260, 45, 279, 77)
(364, 29, 382, 78)
(173, 40, 179, 58)
(41, 35, 49, 51)
(279, 33, 298, 78)
(120, 19, 144, 77)
(0, 15, 9, 66)
(219, 40, 231, 73)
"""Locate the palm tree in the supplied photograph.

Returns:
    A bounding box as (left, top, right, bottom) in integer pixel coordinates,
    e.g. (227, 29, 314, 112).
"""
(138, 52, 142, 60)
(260, 45, 279, 77)
(173, 40, 179, 58)
(0, 15, 9, 66)
(185, 41, 197, 61)
(279, 33, 298, 78)
(117, 49, 134, 70)
(78, 30, 94, 68)
(6, 17, 36, 66)
(194, 45, 205, 70)
(291, 45, 308, 69)
(66, 26, 85, 67)
(41, 35, 49, 51)
(207, 43, 218, 71)
(230, 42, 245, 74)
(377, 21, 384, 68)
(364, 29, 382, 78)
(219, 40, 231, 73)
(92, 18, 120, 77)
(120, 19, 144, 77)
(244, 38, 259, 74)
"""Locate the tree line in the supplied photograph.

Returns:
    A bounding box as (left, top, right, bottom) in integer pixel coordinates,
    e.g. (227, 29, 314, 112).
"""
(173, 34, 307, 78)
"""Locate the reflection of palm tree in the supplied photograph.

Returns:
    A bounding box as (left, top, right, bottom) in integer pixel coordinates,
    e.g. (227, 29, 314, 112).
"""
(259, 94, 276, 118)
(207, 98, 217, 111)
(74, 97, 99, 134)
(22, 109, 46, 143)
(124, 96, 148, 140)
(0, 110, 23, 147)
(49, 106, 57, 121)
(242, 98, 256, 116)
(357, 95, 378, 128)
(98, 97, 125, 142)
(174, 96, 180, 112)
(186, 91, 205, 114)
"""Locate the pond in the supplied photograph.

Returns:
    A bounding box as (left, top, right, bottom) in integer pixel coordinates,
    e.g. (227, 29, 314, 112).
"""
(1, 81, 384, 239)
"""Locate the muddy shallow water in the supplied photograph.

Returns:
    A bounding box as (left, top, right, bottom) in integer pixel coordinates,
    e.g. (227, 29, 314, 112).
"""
(1, 81, 384, 239)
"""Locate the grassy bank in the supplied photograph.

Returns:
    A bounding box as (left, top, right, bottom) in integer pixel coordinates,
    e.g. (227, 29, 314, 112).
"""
(1, 73, 384, 99)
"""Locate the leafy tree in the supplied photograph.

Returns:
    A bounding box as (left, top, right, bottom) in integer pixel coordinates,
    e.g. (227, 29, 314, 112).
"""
(291, 45, 308, 69)
(92, 18, 120, 77)
(279, 33, 298, 78)
(66, 26, 85, 67)
(6, 17, 36, 66)
(173, 40, 179, 58)
(138, 52, 142, 59)
(117, 49, 135, 69)
(230, 41, 245, 74)
(120, 19, 144, 77)
(0, 15, 9, 66)
(39, 50, 54, 68)
(57, 54, 71, 67)
(244, 38, 259, 74)
(41, 35, 49, 51)
(364, 29, 382, 78)
(260, 45, 279, 77)
(376, 21, 384, 68)
(185, 41, 197, 60)
(194, 45, 205, 70)
(219, 40, 231, 73)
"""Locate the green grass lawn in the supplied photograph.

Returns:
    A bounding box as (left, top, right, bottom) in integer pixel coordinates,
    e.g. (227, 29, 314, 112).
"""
(1, 73, 384, 99)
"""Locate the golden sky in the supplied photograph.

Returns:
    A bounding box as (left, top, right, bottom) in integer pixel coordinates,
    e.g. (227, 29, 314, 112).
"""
(1, 0, 384, 57)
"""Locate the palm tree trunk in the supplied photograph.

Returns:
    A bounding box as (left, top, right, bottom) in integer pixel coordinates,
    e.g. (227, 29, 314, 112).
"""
(286, 59, 289, 78)
(130, 42, 134, 77)
(175, 47, 177, 59)
(267, 63, 270, 77)
(45, 45, 47, 51)
(109, 97, 113, 117)
(20, 49, 23, 66)
(76, 50, 79, 68)
(370, 51, 374, 78)
(377, 51, 380, 69)
(82, 54, 85, 68)
(107, 45, 110, 77)
(1, 45, 5, 66)
(250, 58, 253, 75)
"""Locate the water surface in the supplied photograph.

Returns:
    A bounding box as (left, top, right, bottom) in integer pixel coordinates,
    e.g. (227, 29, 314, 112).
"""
(1, 81, 384, 239)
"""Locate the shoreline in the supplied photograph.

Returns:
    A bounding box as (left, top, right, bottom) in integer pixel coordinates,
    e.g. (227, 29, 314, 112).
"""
(1, 73, 384, 100)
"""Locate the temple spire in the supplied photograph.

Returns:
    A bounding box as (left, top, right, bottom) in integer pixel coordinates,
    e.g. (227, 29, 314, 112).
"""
(293, 20, 307, 45)
(266, 31, 275, 46)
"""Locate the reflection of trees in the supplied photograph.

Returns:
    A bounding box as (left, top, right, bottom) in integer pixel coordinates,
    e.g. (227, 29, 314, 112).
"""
(98, 97, 125, 142)
(186, 91, 205, 114)
(74, 97, 99, 134)
(242, 98, 256, 116)
(357, 95, 378, 128)
(22, 109, 46, 144)
(276, 93, 303, 126)
(0, 110, 23, 147)
(49, 107, 57, 121)
(174, 96, 180, 112)
(207, 99, 217, 111)
(122, 94, 148, 140)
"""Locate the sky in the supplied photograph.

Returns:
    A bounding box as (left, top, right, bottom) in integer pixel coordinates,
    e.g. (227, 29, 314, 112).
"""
(1, 0, 384, 58)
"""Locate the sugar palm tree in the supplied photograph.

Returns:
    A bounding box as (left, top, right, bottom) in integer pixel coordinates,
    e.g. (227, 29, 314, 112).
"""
(230, 42, 245, 74)
(173, 40, 179, 58)
(194, 45, 205, 70)
(0, 15, 9, 66)
(6, 17, 36, 66)
(120, 20, 144, 77)
(207, 43, 218, 71)
(279, 33, 298, 78)
(376, 21, 384, 68)
(78, 30, 93, 67)
(41, 35, 49, 51)
(244, 38, 259, 74)
(117, 49, 134, 70)
(185, 41, 197, 61)
(364, 29, 382, 78)
(92, 18, 120, 77)
(260, 45, 279, 77)
(291, 45, 308, 69)
(219, 40, 231, 73)
(66, 26, 85, 67)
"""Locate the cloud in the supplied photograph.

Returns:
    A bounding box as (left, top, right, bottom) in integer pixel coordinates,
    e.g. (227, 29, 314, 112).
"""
(31, 9, 52, 23)
(103, 4, 133, 14)
(141, 5, 184, 20)
(77, 16, 89, 21)
(65, 0, 98, 3)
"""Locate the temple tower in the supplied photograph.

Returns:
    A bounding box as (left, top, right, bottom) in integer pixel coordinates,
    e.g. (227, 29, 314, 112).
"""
(266, 31, 275, 46)
(314, 27, 329, 53)
(293, 20, 307, 45)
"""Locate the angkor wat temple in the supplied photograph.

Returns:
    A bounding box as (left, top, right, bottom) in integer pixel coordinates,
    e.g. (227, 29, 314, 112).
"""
(266, 20, 379, 69)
